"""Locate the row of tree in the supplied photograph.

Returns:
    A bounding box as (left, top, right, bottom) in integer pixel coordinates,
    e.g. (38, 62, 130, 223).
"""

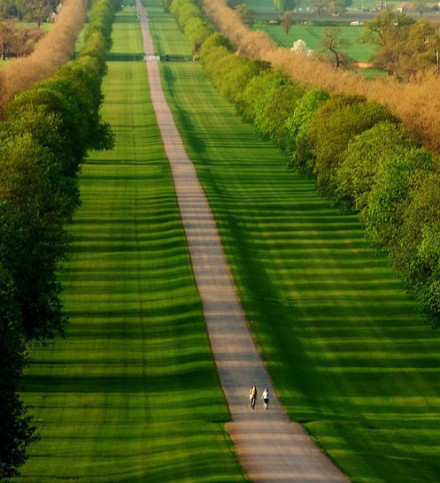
(0, 0, 118, 479)
(167, 0, 440, 327)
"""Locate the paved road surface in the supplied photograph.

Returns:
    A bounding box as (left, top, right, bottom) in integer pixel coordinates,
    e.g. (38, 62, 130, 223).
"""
(137, 2, 348, 481)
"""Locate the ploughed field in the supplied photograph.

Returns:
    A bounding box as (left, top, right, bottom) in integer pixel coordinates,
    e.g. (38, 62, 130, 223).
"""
(12, 8, 245, 482)
(146, 0, 440, 481)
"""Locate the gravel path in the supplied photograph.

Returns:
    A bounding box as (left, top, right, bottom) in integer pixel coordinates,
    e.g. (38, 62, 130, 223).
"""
(137, 2, 348, 481)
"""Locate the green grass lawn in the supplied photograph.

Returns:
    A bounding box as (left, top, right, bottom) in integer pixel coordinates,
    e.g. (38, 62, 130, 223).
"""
(244, 0, 401, 14)
(12, 8, 245, 483)
(146, 1, 440, 481)
(255, 22, 375, 62)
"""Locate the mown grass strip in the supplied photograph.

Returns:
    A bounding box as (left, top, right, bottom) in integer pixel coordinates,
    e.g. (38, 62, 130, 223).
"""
(13, 8, 245, 482)
(146, 1, 440, 481)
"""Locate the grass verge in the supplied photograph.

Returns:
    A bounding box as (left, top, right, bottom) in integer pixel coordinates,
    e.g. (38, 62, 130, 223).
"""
(12, 8, 245, 482)
(146, 1, 440, 481)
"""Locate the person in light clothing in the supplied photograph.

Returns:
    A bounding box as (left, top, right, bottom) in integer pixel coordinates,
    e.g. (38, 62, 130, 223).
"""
(249, 385, 257, 409)
(261, 388, 269, 409)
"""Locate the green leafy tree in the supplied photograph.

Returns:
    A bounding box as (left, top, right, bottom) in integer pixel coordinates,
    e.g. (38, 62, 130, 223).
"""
(254, 76, 304, 149)
(0, 265, 38, 480)
(335, 121, 409, 211)
(237, 70, 281, 121)
(0, 134, 70, 341)
(361, 11, 415, 75)
(327, 0, 352, 15)
(214, 55, 270, 103)
(273, 0, 296, 11)
(24, 0, 55, 27)
(284, 88, 330, 174)
(184, 16, 212, 54)
(309, 94, 395, 196)
(363, 148, 434, 250)
(395, 169, 440, 321)
(397, 21, 440, 79)
(280, 11, 293, 34)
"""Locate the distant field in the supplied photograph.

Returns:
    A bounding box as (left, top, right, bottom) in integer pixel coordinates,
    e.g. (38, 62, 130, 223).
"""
(147, 0, 440, 481)
(255, 22, 375, 62)
(245, 0, 401, 14)
(12, 9, 245, 482)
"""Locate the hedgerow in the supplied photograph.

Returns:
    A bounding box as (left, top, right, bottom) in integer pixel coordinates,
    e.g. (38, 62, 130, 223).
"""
(167, 0, 440, 326)
(0, 0, 118, 478)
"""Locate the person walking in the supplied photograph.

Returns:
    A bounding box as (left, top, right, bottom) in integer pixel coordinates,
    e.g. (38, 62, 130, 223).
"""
(261, 388, 269, 409)
(249, 385, 257, 410)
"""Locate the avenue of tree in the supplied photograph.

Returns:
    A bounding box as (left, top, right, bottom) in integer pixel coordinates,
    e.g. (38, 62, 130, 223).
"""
(168, 0, 440, 330)
(0, 0, 117, 478)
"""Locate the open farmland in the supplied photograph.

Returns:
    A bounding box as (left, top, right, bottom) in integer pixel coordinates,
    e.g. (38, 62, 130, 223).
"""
(244, 0, 403, 15)
(253, 22, 384, 77)
(11, 8, 244, 482)
(146, 0, 440, 481)
(255, 22, 375, 62)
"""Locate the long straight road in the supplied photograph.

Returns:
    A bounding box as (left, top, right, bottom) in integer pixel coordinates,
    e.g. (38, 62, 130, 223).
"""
(138, 2, 347, 481)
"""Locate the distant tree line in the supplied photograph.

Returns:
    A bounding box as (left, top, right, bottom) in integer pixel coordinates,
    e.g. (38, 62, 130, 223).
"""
(167, 0, 440, 327)
(0, 0, 118, 479)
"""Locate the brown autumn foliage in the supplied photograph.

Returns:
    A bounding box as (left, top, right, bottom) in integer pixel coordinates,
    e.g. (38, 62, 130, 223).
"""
(0, 21, 46, 60)
(0, 0, 88, 104)
(201, 0, 440, 153)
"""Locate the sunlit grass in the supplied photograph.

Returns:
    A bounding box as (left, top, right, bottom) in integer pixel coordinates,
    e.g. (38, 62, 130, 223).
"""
(147, 1, 440, 481)
(13, 9, 245, 482)
(255, 23, 375, 62)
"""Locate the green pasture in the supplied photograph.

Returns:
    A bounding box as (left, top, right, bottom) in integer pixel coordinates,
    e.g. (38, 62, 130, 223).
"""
(16, 21, 53, 31)
(146, 0, 440, 481)
(244, 0, 401, 14)
(13, 8, 244, 482)
(255, 22, 375, 62)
